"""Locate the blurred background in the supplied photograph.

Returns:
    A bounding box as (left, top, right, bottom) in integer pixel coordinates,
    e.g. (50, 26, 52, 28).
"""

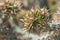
(0, 0, 60, 40)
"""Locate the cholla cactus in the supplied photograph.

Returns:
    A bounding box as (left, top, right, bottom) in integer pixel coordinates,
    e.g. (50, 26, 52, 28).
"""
(0, 2, 20, 26)
(21, 8, 49, 33)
